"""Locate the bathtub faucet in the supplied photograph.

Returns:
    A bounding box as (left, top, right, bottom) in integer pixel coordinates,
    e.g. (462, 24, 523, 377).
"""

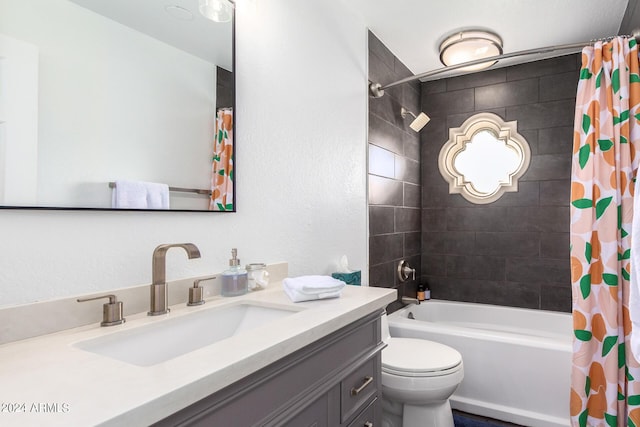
(401, 296, 420, 306)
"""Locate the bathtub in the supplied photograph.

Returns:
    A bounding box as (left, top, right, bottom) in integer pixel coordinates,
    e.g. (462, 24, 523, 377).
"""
(387, 299, 572, 427)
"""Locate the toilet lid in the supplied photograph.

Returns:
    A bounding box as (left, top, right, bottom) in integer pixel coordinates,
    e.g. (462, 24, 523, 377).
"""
(382, 337, 462, 376)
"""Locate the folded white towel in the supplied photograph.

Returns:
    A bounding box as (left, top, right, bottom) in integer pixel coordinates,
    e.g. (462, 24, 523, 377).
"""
(283, 275, 346, 303)
(111, 180, 170, 209)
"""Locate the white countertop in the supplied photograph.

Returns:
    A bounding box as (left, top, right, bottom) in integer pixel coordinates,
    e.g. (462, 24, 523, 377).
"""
(0, 284, 396, 426)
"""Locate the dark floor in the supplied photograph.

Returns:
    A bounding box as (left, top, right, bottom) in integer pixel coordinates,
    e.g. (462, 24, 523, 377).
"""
(453, 410, 524, 427)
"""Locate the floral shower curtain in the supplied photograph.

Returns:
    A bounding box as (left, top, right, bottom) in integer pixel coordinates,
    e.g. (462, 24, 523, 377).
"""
(210, 108, 234, 211)
(570, 37, 640, 426)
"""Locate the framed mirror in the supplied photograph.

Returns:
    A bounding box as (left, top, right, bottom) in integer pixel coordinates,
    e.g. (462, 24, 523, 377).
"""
(438, 112, 530, 204)
(0, 0, 234, 211)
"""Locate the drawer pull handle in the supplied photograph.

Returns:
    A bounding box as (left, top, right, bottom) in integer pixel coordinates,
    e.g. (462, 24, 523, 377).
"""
(350, 376, 373, 396)
(364, 422, 373, 427)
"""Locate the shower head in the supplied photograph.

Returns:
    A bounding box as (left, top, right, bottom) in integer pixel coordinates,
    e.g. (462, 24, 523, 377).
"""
(401, 107, 430, 132)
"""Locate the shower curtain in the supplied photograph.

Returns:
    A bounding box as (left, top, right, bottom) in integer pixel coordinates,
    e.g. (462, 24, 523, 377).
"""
(570, 37, 640, 426)
(210, 108, 234, 211)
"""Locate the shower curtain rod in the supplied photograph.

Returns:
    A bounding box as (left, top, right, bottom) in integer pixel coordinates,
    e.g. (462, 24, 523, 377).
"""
(369, 31, 640, 98)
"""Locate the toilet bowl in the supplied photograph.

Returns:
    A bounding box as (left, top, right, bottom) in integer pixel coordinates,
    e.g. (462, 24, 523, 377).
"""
(381, 314, 463, 427)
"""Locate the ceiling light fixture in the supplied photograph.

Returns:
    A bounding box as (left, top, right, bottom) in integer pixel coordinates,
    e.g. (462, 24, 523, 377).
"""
(198, 0, 233, 23)
(439, 30, 503, 72)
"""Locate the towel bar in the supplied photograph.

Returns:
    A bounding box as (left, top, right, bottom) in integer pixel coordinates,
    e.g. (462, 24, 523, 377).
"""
(108, 182, 211, 196)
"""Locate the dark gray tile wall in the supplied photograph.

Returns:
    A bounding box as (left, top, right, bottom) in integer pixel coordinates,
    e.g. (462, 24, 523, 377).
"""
(420, 54, 578, 312)
(368, 32, 421, 311)
(216, 66, 234, 110)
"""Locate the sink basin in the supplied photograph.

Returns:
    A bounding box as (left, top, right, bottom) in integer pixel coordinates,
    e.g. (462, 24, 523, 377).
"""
(74, 302, 300, 366)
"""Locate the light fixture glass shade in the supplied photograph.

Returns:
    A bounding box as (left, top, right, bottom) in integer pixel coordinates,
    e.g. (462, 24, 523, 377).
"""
(439, 30, 503, 72)
(199, 0, 232, 23)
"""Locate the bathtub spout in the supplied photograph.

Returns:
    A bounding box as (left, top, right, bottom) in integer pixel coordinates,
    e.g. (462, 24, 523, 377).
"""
(401, 296, 420, 306)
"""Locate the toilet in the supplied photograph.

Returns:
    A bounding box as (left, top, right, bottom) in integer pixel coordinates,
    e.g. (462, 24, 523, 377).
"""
(381, 314, 464, 427)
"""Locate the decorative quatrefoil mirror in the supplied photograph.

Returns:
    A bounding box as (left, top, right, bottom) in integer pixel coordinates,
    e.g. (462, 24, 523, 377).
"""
(438, 112, 531, 204)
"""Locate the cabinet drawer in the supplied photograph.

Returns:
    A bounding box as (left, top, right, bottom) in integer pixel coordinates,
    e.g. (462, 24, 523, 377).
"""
(341, 356, 377, 423)
(347, 397, 377, 427)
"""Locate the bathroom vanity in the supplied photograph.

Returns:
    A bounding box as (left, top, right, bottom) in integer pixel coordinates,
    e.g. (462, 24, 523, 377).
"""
(157, 310, 383, 426)
(0, 284, 395, 426)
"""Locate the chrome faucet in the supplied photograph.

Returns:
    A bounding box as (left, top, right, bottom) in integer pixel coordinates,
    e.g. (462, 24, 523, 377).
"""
(149, 243, 201, 316)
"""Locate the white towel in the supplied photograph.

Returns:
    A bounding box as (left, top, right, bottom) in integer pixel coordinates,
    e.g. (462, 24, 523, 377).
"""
(111, 180, 170, 209)
(283, 275, 346, 303)
(630, 176, 640, 359)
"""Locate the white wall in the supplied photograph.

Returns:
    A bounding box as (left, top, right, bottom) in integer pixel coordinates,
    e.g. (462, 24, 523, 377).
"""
(0, 0, 369, 307)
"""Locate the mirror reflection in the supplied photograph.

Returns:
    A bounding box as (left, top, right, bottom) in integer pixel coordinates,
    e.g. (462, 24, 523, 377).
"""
(0, 0, 234, 211)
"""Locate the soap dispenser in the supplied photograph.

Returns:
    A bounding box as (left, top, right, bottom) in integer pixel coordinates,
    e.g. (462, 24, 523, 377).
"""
(221, 248, 248, 297)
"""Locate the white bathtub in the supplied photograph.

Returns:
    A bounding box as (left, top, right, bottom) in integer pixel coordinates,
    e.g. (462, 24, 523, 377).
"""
(387, 299, 572, 427)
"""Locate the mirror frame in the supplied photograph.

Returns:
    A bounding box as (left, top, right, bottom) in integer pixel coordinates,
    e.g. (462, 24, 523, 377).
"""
(0, 2, 235, 213)
(438, 112, 530, 204)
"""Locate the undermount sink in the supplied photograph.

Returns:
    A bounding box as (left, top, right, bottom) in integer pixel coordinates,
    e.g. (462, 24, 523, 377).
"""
(74, 302, 300, 367)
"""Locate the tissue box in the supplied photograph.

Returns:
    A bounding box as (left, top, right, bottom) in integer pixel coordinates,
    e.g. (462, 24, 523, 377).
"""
(331, 271, 361, 286)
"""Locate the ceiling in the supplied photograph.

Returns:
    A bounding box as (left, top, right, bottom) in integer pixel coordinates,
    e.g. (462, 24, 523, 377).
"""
(346, 0, 638, 81)
(66, 0, 639, 83)
(69, 0, 233, 69)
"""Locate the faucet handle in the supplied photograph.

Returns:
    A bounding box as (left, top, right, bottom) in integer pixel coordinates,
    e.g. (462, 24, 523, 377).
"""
(77, 294, 126, 327)
(188, 276, 216, 306)
(397, 260, 416, 282)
